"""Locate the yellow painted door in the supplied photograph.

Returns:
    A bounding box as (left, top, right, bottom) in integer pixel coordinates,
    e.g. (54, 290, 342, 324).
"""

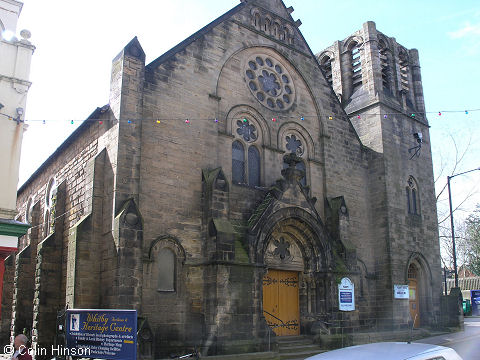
(409, 279, 420, 328)
(263, 270, 300, 336)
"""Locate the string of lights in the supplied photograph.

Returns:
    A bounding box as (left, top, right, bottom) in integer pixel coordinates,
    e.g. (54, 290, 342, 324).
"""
(25, 209, 69, 231)
(1, 108, 478, 124)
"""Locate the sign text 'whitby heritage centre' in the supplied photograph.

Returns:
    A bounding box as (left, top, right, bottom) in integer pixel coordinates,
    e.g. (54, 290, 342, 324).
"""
(66, 309, 137, 360)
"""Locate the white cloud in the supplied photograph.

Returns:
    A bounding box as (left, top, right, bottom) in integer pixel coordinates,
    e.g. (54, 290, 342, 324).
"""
(449, 22, 480, 39)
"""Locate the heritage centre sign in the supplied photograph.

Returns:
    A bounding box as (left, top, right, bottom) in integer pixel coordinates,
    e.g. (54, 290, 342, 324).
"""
(338, 277, 355, 311)
(65, 309, 137, 360)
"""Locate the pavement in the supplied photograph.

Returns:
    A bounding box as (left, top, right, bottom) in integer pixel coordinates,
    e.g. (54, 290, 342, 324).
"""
(415, 317, 480, 360)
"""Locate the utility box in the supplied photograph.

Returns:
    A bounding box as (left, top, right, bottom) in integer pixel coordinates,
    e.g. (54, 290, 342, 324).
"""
(471, 290, 480, 316)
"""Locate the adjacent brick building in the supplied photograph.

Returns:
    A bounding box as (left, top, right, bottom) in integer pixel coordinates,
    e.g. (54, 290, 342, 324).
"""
(3, 0, 441, 358)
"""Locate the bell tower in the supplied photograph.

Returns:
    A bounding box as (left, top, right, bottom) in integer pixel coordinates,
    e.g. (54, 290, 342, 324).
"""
(317, 21, 441, 329)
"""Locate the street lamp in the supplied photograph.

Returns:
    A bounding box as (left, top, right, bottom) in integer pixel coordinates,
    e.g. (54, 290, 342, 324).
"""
(447, 167, 480, 288)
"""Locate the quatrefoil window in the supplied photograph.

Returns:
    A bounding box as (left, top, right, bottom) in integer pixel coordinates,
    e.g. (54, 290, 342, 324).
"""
(236, 119, 257, 142)
(273, 237, 291, 260)
(245, 55, 295, 111)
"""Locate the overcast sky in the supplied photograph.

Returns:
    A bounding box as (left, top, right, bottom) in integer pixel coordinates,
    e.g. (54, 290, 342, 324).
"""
(15, 0, 480, 223)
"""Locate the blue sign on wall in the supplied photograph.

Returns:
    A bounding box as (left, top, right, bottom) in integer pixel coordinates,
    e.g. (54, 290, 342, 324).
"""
(340, 292, 353, 303)
(66, 309, 137, 360)
(471, 290, 480, 316)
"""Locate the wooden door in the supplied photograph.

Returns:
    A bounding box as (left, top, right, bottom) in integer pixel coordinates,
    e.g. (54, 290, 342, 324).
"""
(409, 279, 420, 328)
(262, 269, 300, 336)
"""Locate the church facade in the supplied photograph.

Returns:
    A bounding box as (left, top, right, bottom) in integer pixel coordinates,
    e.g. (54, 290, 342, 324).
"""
(3, 0, 441, 358)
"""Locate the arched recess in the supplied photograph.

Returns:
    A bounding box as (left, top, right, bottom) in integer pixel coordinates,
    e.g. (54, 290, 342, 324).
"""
(278, 123, 315, 188)
(404, 252, 433, 327)
(284, 24, 295, 45)
(343, 37, 363, 95)
(252, 207, 332, 272)
(254, 207, 334, 335)
(146, 236, 187, 293)
(317, 51, 334, 86)
(226, 105, 269, 147)
(148, 235, 186, 263)
(278, 122, 315, 159)
(377, 34, 392, 91)
(251, 8, 262, 29)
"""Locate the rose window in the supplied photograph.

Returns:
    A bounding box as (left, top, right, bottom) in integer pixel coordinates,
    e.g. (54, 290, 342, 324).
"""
(245, 55, 295, 111)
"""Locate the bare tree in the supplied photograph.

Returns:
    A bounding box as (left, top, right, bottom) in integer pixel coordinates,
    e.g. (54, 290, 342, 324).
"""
(435, 134, 479, 268)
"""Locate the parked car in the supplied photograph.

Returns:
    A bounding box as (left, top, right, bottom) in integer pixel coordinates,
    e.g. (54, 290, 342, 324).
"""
(305, 342, 463, 360)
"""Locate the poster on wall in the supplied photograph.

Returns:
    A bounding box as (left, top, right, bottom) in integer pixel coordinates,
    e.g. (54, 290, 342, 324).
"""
(65, 309, 137, 360)
(338, 277, 355, 311)
(394, 285, 409, 299)
(471, 290, 480, 316)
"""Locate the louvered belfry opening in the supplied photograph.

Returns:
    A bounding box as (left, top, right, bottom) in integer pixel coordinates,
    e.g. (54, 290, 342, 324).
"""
(399, 50, 409, 92)
(350, 42, 362, 92)
(378, 39, 390, 90)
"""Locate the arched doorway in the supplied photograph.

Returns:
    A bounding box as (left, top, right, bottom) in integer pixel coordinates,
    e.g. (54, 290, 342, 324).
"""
(257, 212, 330, 336)
(262, 234, 304, 336)
(405, 253, 434, 328)
(408, 263, 420, 328)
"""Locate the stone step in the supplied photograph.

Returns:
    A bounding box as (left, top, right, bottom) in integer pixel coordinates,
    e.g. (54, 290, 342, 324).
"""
(277, 335, 309, 343)
(279, 344, 322, 354)
(278, 339, 313, 346)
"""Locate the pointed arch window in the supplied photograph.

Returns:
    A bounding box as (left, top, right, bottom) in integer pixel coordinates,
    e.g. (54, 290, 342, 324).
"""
(254, 13, 261, 29)
(406, 176, 420, 215)
(248, 146, 261, 187)
(233, 118, 262, 187)
(232, 141, 261, 187)
(232, 141, 245, 184)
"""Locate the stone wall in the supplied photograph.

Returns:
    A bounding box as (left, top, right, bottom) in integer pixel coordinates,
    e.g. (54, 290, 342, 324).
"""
(7, 1, 442, 357)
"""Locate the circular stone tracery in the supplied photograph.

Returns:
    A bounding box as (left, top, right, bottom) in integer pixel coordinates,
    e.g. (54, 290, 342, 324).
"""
(245, 55, 295, 111)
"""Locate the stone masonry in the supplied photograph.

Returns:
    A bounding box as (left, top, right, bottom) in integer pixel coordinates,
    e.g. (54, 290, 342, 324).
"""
(4, 0, 441, 358)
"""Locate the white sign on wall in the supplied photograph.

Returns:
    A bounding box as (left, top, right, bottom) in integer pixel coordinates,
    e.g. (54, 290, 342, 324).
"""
(338, 277, 355, 311)
(394, 285, 409, 299)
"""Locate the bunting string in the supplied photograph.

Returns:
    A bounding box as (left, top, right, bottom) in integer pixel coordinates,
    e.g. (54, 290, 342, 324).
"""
(0, 108, 478, 124)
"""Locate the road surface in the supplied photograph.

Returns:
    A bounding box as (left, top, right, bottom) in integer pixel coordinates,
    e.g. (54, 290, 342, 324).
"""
(417, 317, 480, 360)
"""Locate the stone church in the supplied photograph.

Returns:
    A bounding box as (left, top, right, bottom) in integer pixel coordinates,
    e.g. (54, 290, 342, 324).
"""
(3, 0, 442, 357)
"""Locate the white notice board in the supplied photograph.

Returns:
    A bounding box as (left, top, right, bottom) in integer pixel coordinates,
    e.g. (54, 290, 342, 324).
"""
(338, 277, 355, 311)
(394, 285, 409, 299)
